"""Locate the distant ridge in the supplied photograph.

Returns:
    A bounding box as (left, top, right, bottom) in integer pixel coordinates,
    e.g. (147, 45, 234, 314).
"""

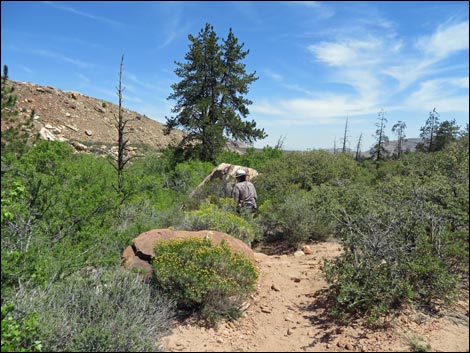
(319, 137, 422, 157)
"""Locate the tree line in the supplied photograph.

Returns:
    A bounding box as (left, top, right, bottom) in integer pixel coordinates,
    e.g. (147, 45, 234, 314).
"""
(341, 107, 466, 163)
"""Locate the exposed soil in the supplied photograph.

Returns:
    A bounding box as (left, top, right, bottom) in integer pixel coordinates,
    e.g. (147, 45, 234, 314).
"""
(159, 241, 469, 352)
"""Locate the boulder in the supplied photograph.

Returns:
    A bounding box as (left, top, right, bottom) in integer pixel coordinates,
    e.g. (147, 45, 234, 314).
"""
(39, 127, 56, 141)
(189, 163, 258, 199)
(121, 228, 256, 280)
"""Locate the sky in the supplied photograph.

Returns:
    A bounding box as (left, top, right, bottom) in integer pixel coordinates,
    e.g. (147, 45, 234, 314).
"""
(1, 1, 469, 151)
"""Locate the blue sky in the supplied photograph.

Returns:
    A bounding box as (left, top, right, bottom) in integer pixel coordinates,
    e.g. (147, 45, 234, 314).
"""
(1, 1, 469, 151)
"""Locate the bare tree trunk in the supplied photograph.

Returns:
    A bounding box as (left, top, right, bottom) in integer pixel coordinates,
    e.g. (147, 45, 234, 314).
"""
(112, 54, 139, 203)
(355, 133, 362, 161)
(342, 115, 349, 153)
(116, 55, 127, 194)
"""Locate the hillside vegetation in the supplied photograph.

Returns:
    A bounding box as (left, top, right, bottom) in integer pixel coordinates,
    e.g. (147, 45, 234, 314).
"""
(2, 74, 468, 351)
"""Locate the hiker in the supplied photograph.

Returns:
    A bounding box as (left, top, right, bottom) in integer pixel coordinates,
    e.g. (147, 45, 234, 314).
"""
(232, 169, 257, 214)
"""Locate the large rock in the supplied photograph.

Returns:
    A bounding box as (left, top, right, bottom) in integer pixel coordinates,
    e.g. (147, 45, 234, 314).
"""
(121, 228, 256, 280)
(189, 163, 258, 199)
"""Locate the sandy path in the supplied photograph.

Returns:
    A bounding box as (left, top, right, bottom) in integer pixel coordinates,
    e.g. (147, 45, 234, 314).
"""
(159, 242, 469, 352)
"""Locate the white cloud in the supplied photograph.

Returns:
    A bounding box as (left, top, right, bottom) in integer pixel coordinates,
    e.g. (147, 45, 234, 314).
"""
(303, 17, 469, 120)
(453, 77, 470, 89)
(42, 1, 123, 27)
(76, 73, 91, 83)
(308, 42, 357, 67)
(417, 21, 469, 58)
(307, 36, 387, 106)
(123, 95, 144, 104)
(288, 1, 335, 19)
(263, 69, 283, 82)
(280, 96, 377, 119)
(336, 69, 383, 101)
(251, 101, 286, 116)
(404, 77, 469, 112)
(31, 49, 94, 68)
(90, 86, 117, 100)
(18, 65, 33, 74)
(308, 37, 383, 68)
(405, 77, 469, 113)
(252, 94, 378, 126)
(290, 1, 321, 9)
(383, 20, 469, 91)
(126, 72, 167, 92)
(255, 74, 468, 128)
(282, 83, 317, 97)
(156, 4, 193, 49)
(382, 58, 436, 91)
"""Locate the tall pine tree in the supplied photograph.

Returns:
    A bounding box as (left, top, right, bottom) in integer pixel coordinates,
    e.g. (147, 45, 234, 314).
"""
(417, 108, 439, 152)
(371, 108, 389, 163)
(165, 23, 265, 162)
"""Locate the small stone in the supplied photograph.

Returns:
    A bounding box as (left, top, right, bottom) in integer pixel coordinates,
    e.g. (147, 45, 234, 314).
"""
(294, 250, 304, 257)
(260, 306, 272, 313)
(285, 315, 294, 322)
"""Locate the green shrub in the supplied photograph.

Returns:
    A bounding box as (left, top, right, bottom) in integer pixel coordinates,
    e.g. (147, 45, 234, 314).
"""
(152, 237, 258, 326)
(14, 268, 175, 352)
(407, 335, 432, 352)
(256, 150, 366, 204)
(183, 179, 231, 211)
(321, 139, 469, 321)
(1, 141, 120, 296)
(258, 189, 334, 247)
(181, 202, 260, 246)
(127, 153, 214, 211)
(1, 304, 42, 352)
(167, 160, 215, 194)
(215, 146, 283, 171)
(322, 181, 465, 323)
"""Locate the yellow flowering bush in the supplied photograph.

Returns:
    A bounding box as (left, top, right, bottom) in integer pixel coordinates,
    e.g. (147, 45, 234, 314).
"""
(182, 202, 260, 246)
(152, 237, 258, 325)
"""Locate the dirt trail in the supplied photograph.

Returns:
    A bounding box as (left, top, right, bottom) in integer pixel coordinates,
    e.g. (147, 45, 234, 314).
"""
(159, 241, 469, 352)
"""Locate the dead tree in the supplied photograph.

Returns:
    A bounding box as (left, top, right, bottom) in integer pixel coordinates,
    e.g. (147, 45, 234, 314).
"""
(112, 55, 135, 202)
(355, 132, 362, 161)
(341, 115, 349, 153)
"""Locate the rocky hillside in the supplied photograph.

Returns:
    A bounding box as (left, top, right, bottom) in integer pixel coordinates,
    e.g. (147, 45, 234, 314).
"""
(3, 79, 185, 155)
